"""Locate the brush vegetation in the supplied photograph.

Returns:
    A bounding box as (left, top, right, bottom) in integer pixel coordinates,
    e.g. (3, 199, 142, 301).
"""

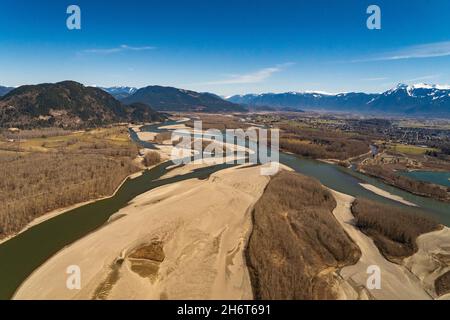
(0, 126, 139, 239)
(351, 198, 440, 260)
(142, 151, 161, 166)
(435, 271, 450, 297)
(246, 170, 361, 300)
(279, 122, 370, 160)
(361, 165, 449, 201)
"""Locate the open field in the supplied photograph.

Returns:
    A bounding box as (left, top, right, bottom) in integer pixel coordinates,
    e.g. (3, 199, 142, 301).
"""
(387, 143, 440, 155)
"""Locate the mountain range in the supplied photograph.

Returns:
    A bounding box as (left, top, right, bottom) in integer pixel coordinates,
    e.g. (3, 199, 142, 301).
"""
(1, 81, 449, 128)
(120, 85, 246, 112)
(228, 83, 450, 116)
(100, 86, 138, 100)
(0, 86, 14, 97)
(0, 81, 165, 128)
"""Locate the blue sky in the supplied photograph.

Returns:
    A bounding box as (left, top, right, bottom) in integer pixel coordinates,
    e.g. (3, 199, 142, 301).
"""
(0, 0, 449, 95)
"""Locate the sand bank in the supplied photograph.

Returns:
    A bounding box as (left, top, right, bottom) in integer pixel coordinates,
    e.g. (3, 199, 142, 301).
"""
(403, 227, 450, 299)
(359, 183, 418, 207)
(330, 190, 431, 300)
(14, 164, 270, 300)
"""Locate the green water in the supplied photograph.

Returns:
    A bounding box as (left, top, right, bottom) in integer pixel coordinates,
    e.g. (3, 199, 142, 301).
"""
(399, 170, 450, 188)
(0, 121, 449, 299)
(279, 153, 450, 226)
(0, 161, 235, 299)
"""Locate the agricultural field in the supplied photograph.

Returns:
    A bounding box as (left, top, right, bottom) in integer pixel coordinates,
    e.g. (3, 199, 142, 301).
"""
(387, 143, 440, 155)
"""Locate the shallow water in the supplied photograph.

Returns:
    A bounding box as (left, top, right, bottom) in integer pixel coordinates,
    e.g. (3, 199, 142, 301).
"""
(399, 170, 450, 188)
(0, 158, 234, 300)
(279, 153, 450, 226)
(0, 121, 448, 299)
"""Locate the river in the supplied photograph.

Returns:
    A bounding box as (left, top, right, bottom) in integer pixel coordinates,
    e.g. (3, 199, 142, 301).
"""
(0, 120, 448, 300)
(399, 170, 450, 188)
(0, 154, 235, 299)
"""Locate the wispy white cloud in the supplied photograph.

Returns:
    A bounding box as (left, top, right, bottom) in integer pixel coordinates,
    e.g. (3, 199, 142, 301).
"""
(352, 41, 450, 62)
(82, 44, 156, 54)
(198, 63, 294, 85)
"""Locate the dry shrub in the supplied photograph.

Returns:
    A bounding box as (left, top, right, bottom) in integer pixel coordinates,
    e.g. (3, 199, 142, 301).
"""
(1, 127, 71, 140)
(154, 132, 172, 144)
(279, 123, 370, 160)
(246, 170, 361, 300)
(185, 114, 248, 131)
(143, 151, 161, 166)
(0, 132, 139, 239)
(191, 139, 227, 154)
(361, 165, 448, 201)
(351, 198, 440, 260)
(435, 271, 450, 297)
(129, 241, 165, 262)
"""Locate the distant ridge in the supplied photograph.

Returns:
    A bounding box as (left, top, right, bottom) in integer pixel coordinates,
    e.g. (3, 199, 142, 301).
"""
(228, 83, 450, 116)
(0, 81, 165, 128)
(0, 86, 14, 97)
(122, 85, 247, 112)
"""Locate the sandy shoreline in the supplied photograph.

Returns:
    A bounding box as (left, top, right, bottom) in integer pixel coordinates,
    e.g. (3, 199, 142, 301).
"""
(12, 166, 449, 300)
(0, 123, 173, 246)
(8, 118, 450, 300)
(330, 190, 431, 300)
(0, 168, 147, 246)
(14, 164, 270, 300)
(359, 183, 418, 207)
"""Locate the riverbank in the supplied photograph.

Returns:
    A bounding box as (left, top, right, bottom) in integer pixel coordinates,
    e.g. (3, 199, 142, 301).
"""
(358, 167, 450, 203)
(14, 164, 270, 299)
(359, 183, 418, 207)
(11, 163, 450, 300)
(0, 164, 161, 246)
(4, 118, 450, 300)
(0, 125, 144, 244)
(331, 190, 450, 300)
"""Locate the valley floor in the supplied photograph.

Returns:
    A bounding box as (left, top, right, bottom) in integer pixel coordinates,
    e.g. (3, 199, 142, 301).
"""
(13, 161, 450, 300)
(14, 164, 269, 300)
(10, 119, 450, 300)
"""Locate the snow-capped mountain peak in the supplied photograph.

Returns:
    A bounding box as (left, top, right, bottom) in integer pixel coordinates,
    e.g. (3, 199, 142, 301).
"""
(99, 86, 138, 99)
(226, 83, 450, 116)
